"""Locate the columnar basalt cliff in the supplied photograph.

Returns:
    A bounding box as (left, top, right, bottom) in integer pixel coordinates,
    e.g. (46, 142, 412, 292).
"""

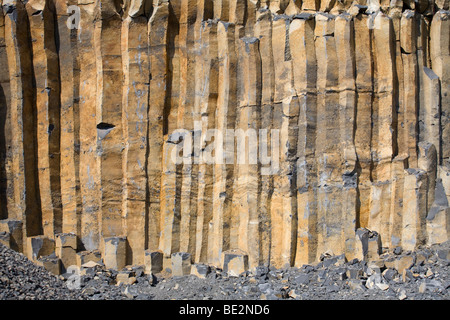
(0, 0, 449, 275)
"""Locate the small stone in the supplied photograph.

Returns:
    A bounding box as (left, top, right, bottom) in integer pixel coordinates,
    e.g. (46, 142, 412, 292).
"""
(76, 250, 102, 267)
(382, 268, 398, 282)
(326, 284, 339, 293)
(402, 269, 414, 282)
(116, 271, 137, 285)
(144, 250, 163, 274)
(132, 265, 145, 278)
(222, 249, 249, 277)
(82, 286, 97, 296)
(365, 274, 382, 289)
(368, 259, 385, 270)
(258, 283, 271, 293)
(415, 253, 427, 266)
(36, 255, 61, 275)
(437, 249, 450, 261)
(336, 267, 347, 280)
(322, 257, 336, 268)
(346, 267, 363, 279)
(55, 233, 77, 250)
(425, 279, 443, 292)
(294, 274, 309, 285)
(123, 286, 134, 299)
(398, 289, 407, 300)
(376, 283, 389, 291)
(419, 282, 427, 293)
(103, 237, 127, 271)
(348, 279, 366, 291)
(288, 289, 299, 299)
(171, 252, 192, 276)
(393, 246, 402, 255)
(26, 236, 55, 261)
(191, 263, 211, 279)
(317, 269, 328, 282)
(82, 260, 100, 268)
(396, 255, 415, 274)
(254, 266, 269, 278)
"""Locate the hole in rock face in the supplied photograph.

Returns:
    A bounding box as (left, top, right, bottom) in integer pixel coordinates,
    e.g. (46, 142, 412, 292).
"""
(96, 122, 115, 130)
(96, 123, 115, 140)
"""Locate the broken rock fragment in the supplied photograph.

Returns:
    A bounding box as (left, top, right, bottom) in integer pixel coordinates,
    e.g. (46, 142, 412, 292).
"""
(223, 249, 249, 277)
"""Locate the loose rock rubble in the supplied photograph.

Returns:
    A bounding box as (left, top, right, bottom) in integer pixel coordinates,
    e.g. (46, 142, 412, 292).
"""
(1, 241, 449, 300)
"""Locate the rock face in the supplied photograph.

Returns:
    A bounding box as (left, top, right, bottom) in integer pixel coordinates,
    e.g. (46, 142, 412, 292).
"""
(0, 0, 449, 274)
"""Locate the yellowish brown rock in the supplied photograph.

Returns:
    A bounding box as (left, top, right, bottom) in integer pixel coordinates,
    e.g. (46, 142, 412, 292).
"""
(0, 220, 22, 252)
(103, 237, 127, 271)
(26, 236, 55, 262)
(55, 233, 77, 272)
(76, 250, 102, 267)
(402, 169, 428, 251)
(0, 1, 448, 273)
(0, 232, 10, 247)
(144, 250, 163, 274)
(171, 252, 192, 276)
(37, 255, 62, 275)
(222, 249, 249, 277)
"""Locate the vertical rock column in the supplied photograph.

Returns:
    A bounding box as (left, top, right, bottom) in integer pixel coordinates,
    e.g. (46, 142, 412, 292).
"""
(422, 67, 441, 162)
(55, 0, 82, 237)
(0, 4, 9, 221)
(290, 13, 318, 265)
(122, 1, 150, 266)
(94, 1, 124, 249)
(147, 0, 169, 252)
(417, 13, 431, 146)
(314, 12, 343, 257)
(390, 7, 403, 164)
(430, 10, 449, 163)
(194, 19, 218, 264)
(400, 10, 419, 167)
(335, 13, 358, 260)
(234, 35, 262, 269)
(354, 12, 373, 229)
(4, 0, 41, 245)
(270, 14, 299, 268)
(402, 168, 428, 250)
(0, 2, 13, 222)
(210, 18, 237, 267)
(159, 0, 182, 268)
(26, 0, 62, 238)
(389, 155, 408, 247)
(177, 0, 197, 260)
(255, 8, 274, 267)
(368, 12, 396, 246)
(227, 0, 243, 257)
(78, 0, 100, 251)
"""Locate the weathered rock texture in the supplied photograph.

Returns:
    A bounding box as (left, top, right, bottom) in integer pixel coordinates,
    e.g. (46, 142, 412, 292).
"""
(0, 0, 449, 273)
